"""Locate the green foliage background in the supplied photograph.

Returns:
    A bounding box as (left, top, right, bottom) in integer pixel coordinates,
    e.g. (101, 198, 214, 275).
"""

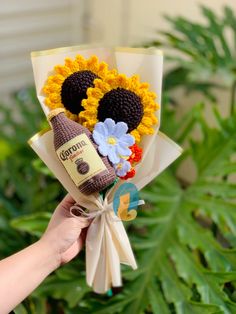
(1, 5, 236, 314)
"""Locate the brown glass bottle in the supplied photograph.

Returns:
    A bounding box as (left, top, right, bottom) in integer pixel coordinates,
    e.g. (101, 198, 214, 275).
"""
(47, 108, 116, 195)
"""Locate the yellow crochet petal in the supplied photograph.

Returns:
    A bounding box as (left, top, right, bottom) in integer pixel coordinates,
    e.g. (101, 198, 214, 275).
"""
(137, 123, 154, 135)
(81, 98, 99, 110)
(83, 120, 97, 131)
(97, 62, 109, 77)
(116, 74, 129, 89)
(49, 103, 60, 110)
(79, 109, 96, 120)
(48, 93, 61, 103)
(148, 91, 157, 100)
(64, 57, 80, 72)
(45, 98, 52, 107)
(151, 114, 158, 124)
(141, 116, 153, 127)
(105, 76, 119, 89)
(46, 75, 64, 86)
(130, 129, 141, 143)
(98, 62, 108, 72)
(86, 55, 99, 73)
(43, 83, 61, 94)
(139, 82, 149, 89)
(141, 95, 153, 108)
(54, 65, 72, 78)
(85, 108, 98, 115)
(68, 112, 78, 121)
(45, 98, 62, 110)
(128, 75, 140, 91)
(94, 79, 111, 93)
(87, 87, 103, 99)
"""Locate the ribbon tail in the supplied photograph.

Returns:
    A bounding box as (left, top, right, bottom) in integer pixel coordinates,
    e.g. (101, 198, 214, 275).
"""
(104, 216, 122, 287)
(85, 199, 137, 293)
(92, 229, 111, 293)
(86, 215, 104, 287)
(108, 212, 137, 269)
(92, 217, 122, 293)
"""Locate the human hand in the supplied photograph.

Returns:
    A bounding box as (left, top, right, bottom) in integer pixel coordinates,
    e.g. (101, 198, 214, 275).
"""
(40, 194, 90, 268)
(0, 195, 90, 314)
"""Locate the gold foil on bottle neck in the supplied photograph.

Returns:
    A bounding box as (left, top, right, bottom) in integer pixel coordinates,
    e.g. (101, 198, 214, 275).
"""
(47, 108, 66, 122)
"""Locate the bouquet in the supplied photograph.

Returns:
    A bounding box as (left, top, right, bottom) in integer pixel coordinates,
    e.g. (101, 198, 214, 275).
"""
(29, 45, 182, 293)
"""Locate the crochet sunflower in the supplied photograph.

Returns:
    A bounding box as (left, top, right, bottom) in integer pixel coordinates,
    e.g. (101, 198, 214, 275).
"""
(79, 73, 159, 143)
(43, 55, 115, 121)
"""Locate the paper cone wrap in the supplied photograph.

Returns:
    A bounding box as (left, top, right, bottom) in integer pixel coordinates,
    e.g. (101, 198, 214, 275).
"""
(29, 45, 182, 293)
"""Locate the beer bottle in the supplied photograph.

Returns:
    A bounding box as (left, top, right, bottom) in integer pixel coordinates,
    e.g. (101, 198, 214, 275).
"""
(47, 108, 116, 195)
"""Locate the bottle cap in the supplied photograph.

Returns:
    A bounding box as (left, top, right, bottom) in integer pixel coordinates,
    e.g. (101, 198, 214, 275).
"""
(47, 108, 66, 122)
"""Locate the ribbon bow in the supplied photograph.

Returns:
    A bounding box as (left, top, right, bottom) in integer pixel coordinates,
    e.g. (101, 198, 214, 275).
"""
(70, 195, 144, 221)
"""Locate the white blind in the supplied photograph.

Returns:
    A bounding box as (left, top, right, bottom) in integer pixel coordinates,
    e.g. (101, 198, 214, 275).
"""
(0, 0, 84, 94)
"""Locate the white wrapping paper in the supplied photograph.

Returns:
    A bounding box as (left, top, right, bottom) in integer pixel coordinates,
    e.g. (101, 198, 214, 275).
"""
(29, 45, 182, 293)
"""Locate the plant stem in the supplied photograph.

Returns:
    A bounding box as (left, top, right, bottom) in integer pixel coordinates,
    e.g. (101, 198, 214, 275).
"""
(230, 80, 236, 115)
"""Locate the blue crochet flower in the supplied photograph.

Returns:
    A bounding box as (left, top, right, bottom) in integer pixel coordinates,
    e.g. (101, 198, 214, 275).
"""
(92, 118, 135, 164)
(114, 158, 131, 177)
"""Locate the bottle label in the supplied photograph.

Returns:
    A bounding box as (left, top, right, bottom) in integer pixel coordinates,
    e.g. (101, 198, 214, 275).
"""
(56, 133, 107, 187)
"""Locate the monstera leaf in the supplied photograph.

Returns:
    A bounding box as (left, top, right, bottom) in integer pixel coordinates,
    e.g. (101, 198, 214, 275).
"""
(65, 103, 236, 314)
(146, 6, 236, 106)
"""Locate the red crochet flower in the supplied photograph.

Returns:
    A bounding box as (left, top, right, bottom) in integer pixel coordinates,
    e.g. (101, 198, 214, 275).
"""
(128, 144, 143, 164)
(120, 168, 136, 180)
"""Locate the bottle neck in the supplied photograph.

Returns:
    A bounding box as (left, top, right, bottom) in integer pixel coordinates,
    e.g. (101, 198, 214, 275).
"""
(50, 112, 67, 129)
(50, 112, 90, 150)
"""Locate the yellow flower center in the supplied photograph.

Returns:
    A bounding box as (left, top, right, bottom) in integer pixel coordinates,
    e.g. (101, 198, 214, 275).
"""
(117, 163, 123, 169)
(107, 136, 117, 145)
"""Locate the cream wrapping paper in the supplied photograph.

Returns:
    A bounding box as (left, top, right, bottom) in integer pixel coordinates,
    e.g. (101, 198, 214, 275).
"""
(30, 45, 183, 293)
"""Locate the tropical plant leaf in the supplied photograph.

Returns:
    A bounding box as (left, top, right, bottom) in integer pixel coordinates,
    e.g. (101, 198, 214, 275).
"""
(33, 263, 91, 309)
(11, 212, 52, 237)
(63, 103, 236, 314)
(145, 6, 236, 105)
(14, 303, 28, 314)
(11, 103, 236, 313)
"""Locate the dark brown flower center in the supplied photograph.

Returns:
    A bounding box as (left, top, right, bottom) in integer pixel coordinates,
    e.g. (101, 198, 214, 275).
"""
(61, 70, 99, 114)
(97, 88, 143, 132)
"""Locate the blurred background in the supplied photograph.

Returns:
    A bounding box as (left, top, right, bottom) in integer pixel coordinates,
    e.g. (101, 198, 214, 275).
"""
(1, 0, 235, 95)
(1, 0, 236, 313)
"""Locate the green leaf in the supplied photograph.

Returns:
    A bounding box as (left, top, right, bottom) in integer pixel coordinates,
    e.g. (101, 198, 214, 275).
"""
(148, 279, 170, 314)
(14, 303, 28, 314)
(11, 212, 51, 236)
(146, 5, 236, 103)
(34, 271, 91, 308)
(81, 104, 236, 313)
(0, 140, 12, 161)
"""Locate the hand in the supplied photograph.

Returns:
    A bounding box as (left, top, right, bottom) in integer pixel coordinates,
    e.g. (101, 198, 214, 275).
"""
(0, 195, 90, 314)
(40, 194, 90, 267)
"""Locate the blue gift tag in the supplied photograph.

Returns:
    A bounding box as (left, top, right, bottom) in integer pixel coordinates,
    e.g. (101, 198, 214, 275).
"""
(113, 183, 139, 221)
